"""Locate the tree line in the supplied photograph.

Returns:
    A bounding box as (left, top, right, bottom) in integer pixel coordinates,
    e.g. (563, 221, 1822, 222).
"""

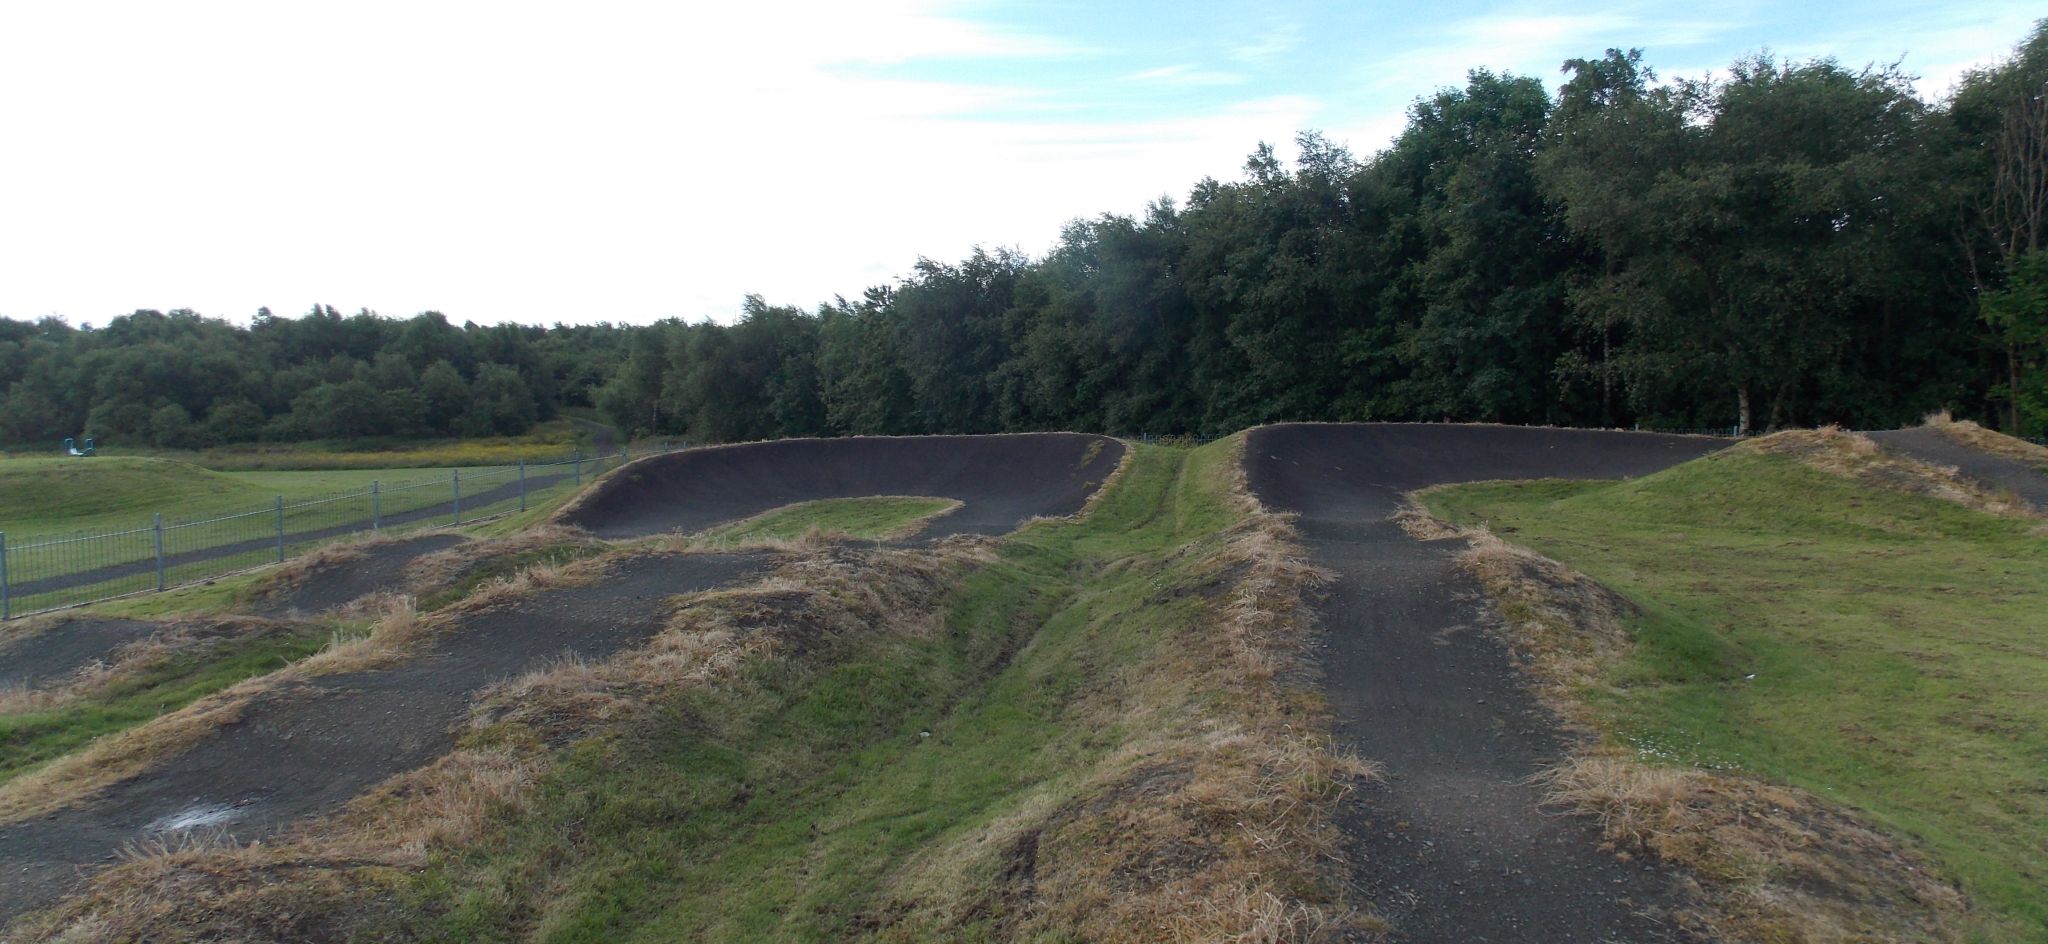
(4, 27, 2047, 448)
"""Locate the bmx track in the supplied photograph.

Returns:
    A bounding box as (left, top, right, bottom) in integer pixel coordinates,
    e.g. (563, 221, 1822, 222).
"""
(0, 432, 1124, 923)
(1245, 423, 1727, 942)
(563, 433, 1124, 539)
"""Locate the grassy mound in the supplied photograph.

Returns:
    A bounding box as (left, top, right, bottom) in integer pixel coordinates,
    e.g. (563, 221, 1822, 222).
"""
(0, 457, 272, 537)
(1425, 444, 2048, 940)
(695, 496, 961, 545)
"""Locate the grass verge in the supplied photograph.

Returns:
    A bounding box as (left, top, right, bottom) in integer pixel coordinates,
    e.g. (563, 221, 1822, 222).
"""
(1422, 432, 2046, 942)
(18, 439, 1372, 942)
(692, 496, 962, 546)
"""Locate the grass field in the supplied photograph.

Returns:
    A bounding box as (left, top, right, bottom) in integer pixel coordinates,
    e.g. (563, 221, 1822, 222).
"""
(0, 456, 510, 542)
(694, 496, 962, 545)
(1424, 449, 2048, 941)
(82, 418, 603, 472)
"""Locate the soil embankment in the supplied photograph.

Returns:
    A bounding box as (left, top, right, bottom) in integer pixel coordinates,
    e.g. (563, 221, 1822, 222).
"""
(564, 433, 1124, 539)
(1245, 423, 1724, 942)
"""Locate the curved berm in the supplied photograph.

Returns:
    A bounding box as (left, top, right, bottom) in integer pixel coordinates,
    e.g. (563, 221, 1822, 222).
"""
(1246, 423, 1726, 943)
(563, 433, 1126, 539)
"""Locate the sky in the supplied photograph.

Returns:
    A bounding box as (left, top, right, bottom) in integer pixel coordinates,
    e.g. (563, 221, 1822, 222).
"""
(0, 1, 2039, 328)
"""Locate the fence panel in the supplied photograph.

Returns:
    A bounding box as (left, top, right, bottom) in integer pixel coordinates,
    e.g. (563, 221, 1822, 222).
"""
(0, 446, 658, 620)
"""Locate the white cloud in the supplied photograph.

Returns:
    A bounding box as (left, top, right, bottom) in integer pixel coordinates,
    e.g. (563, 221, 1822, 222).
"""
(1229, 23, 1304, 63)
(1127, 64, 1250, 86)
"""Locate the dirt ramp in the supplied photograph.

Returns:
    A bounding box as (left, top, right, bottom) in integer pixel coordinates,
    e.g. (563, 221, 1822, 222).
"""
(564, 433, 1124, 539)
(1247, 424, 1724, 942)
(254, 532, 469, 617)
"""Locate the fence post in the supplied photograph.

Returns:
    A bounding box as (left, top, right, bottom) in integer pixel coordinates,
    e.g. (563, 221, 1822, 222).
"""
(153, 513, 167, 591)
(371, 480, 381, 530)
(518, 459, 527, 512)
(453, 469, 462, 526)
(574, 450, 582, 485)
(275, 496, 286, 562)
(0, 531, 10, 621)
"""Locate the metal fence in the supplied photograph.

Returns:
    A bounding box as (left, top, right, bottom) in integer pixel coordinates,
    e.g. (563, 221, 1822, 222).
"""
(0, 446, 654, 620)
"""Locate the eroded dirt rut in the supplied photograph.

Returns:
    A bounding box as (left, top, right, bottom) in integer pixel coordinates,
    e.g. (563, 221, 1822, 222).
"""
(1246, 424, 1724, 943)
(0, 551, 773, 920)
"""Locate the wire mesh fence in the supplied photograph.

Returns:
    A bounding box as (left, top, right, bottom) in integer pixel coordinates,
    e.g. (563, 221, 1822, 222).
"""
(0, 446, 654, 620)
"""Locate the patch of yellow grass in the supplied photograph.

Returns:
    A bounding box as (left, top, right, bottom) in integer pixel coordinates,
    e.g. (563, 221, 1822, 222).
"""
(1922, 410, 2048, 466)
(1743, 427, 2037, 518)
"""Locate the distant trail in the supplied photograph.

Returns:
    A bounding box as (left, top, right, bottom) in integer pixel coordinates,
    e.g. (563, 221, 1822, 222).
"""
(1245, 423, 1724, 943)
(1868, 427, 2048, 512)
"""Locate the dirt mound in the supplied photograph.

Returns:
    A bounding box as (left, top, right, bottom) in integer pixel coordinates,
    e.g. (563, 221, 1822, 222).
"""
(1245, 424, 1724, 942)
(1869, 426, 2048, 512)
(252, 532, 468, 617)
(0, 550, 776, 921)
(0, 618, 160, 692)
(561, 433, 1124, 539)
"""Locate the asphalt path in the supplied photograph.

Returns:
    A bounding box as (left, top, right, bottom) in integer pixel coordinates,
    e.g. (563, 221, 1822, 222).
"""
(564, 433, 1126, 540)
(1868, 427, 2048, 511)
(1245, 423, 1726, 943)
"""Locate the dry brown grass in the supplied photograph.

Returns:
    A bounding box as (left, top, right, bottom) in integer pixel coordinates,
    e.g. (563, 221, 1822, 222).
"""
(1920, 410, 2048, 466)
(1744, 427, 2039, 518)
(1426, 504, 1973, 944)
(10, 542, 985, 942)
(886, 435, 1378, 942)
(400, 524, 602, 600)
(7, 745, 545, 944)
(0, 616, 298, 713)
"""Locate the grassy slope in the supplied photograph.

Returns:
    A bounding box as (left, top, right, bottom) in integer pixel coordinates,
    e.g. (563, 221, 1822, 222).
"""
(0, 457, 507, 542)
(1424, 451, 2048, 941)
(0, 625, 330, 785)
(88, 418, 600, 472)
(401, 442, 1254, 941)
(696, 496, 962, 545)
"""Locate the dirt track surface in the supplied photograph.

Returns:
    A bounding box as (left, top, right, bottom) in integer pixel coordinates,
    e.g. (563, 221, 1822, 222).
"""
(254, 533, 467, 617)
(0, 618, 158, 692)
(0, 550, 774, 922)
(1246, 424, 1725, 943)
(564, 433, 1125, 539)
(1868, 427, 2048, 511)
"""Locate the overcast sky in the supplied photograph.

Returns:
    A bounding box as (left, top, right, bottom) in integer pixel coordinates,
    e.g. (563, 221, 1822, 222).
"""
(0, 1, 2039, 328)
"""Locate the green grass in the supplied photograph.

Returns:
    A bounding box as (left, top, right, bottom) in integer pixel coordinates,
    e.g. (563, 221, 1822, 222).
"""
(1424, 451, 2048, 941)
(390, 442, 1249, 941)
(92, 418, 602, 472)
(0, 624, 331, 785)
(0, 456, 505, 542)
(696, 496, 962, 545)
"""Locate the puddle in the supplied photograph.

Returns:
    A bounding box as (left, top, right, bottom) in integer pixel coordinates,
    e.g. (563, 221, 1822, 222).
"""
(149, 800, 254, 833)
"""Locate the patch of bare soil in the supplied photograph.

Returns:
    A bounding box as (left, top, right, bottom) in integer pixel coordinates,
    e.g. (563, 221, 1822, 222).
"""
(0, 618, 159, 694)
(250, 532, 469, 617)
(560, 432, 1126, 540)
(0, 550, 776, 923)
(1245, 423, 1725, 943)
